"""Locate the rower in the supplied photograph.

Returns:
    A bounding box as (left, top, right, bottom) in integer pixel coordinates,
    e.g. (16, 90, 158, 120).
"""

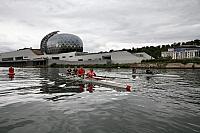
(86, 68, 96, 78)
(77, 66, 85, 78)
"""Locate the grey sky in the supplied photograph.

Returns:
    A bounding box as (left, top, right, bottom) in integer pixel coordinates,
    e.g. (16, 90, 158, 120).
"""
(0, 0, 200, 53)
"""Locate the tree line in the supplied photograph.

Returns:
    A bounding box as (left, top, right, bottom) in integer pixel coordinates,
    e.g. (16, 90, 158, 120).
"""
(117, 39, 200, 59)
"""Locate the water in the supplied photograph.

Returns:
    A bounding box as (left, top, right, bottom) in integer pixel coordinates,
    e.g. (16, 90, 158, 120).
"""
(0, 67, 200, 133)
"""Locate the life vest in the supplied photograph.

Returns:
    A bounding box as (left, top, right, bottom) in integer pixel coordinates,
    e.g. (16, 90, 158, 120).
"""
(87, 71, 96, 78)
(77, 68, 85, 76)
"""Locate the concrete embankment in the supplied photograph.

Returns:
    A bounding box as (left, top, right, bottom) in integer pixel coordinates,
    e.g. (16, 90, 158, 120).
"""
(131, 63, 200, 69)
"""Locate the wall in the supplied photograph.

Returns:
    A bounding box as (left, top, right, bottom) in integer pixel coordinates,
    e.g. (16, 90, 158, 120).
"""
(0, 49, 40, 61)
(48, 59, 108, 66)
(132, 63, 200, 69)
(0, 49, 153, 66)
(45, 51, 151, 64)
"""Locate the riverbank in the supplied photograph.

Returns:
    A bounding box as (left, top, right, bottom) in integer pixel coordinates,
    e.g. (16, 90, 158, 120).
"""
(131, 63, 200, 69)
(49, 62, 200, 69)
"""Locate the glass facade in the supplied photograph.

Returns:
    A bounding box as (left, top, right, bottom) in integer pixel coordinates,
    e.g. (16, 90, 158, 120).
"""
(41, 32, 83, 54)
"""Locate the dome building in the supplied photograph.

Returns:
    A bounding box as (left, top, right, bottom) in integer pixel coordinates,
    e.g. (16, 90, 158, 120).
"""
(40, 31, 83, 54)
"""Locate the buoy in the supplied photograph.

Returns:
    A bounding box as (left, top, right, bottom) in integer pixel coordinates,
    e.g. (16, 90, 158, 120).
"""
(8, 66, 15, 80)
(126, 85, 132, 92)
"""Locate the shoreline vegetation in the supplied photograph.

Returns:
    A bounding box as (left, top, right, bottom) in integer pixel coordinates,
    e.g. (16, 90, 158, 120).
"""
(126, 39, 200, 59)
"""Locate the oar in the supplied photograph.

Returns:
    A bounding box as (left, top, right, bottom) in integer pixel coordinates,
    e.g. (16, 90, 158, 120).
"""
(64, 73, 130, 80)
(97, 75, 130, 79)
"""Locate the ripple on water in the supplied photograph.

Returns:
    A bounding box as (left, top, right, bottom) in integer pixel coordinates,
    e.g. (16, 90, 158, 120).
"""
(0, 68, 200, 133)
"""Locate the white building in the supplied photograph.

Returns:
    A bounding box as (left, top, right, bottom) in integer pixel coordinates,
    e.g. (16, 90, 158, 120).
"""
(0, 48, 152, 66)
(0, 48, 44, 61)
(47, 51, 152, 64)
(161, 46, 200, 59)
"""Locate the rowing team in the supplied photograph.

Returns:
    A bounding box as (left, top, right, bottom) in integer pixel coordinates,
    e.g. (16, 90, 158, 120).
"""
(66, 66, 132, 92)
(66, 66, 97, 93)
(66, 66, 96, 78)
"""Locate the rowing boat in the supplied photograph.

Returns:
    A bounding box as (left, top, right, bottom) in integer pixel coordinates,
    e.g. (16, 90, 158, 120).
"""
(59, 73, 132, 92)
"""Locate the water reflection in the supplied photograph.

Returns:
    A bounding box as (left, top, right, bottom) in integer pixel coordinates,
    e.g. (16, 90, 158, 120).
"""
(1, 68, 200, 133)
(39, 68, 96, 96)
(39, 68, 130, 96)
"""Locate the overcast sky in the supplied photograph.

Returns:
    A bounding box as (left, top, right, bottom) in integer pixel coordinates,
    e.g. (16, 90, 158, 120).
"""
(0, 0, 200, 53)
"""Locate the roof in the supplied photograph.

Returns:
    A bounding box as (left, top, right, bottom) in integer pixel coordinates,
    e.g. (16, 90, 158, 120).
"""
(31, 49, 44, 55)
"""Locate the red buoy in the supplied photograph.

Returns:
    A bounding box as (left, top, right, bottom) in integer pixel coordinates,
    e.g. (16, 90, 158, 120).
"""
(8, 66, 15, 80)
(126, 85, 132, 92)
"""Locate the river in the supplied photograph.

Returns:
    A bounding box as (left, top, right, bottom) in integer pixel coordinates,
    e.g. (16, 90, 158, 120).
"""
(0, 67, 200, 133)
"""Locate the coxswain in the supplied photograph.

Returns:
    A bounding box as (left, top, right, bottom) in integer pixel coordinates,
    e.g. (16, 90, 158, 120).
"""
(77, 66, 85, 78)
(86, 68, 96, 78)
